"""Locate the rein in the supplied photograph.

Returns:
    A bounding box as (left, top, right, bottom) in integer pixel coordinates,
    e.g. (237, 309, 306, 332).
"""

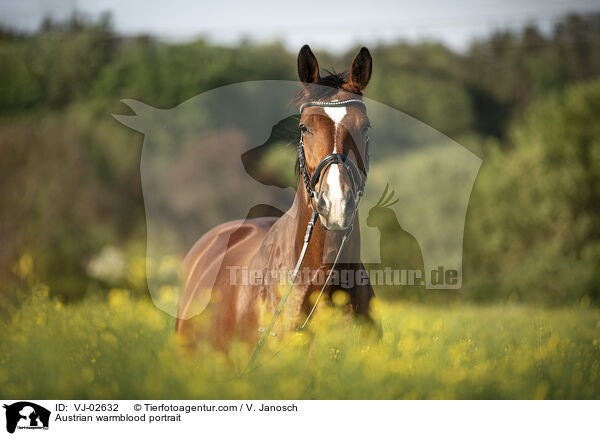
(244, 99, 369, 373)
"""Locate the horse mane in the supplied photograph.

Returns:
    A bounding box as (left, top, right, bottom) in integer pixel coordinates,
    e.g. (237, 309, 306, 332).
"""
(292, 69, 355, 108)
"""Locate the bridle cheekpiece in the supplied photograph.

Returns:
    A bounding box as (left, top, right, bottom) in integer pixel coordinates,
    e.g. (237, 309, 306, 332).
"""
(245, 98, 371, 372)
(297, 99, 370, 205)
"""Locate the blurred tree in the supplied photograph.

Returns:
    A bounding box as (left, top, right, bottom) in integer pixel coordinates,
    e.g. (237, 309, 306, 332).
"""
(464, 79, 600, 304)
(1, 12, 600, 306)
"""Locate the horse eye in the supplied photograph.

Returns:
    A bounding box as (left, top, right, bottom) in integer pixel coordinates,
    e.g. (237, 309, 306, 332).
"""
(360, 124, 371, 135)
(299, 123, 309, 133)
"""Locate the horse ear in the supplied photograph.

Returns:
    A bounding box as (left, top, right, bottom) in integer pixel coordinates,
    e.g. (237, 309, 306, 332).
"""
(348, 47, 372, 92)
(297, 45, 320, 84)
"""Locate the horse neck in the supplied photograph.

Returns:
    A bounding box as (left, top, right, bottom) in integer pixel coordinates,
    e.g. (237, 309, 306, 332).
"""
(293, 186, 362, 271)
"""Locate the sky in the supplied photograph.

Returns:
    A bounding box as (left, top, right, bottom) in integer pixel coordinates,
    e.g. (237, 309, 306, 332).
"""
(1, 0, 599, 52)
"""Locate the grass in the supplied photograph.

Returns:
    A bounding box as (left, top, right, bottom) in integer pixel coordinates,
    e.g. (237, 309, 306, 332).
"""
(1, 286, 599, 399)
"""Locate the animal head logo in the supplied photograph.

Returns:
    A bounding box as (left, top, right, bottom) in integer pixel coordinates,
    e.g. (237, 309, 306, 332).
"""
(3, 402, 50, 434)
(113, 80, 482, 316)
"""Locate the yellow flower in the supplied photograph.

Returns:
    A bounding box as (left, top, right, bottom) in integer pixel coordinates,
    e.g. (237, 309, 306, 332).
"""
(332, 290, 349, 306)
(13, 252, 34, 280)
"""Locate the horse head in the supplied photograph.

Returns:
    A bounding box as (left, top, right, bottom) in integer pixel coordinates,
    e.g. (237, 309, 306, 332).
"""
(296, 45, 372, 230)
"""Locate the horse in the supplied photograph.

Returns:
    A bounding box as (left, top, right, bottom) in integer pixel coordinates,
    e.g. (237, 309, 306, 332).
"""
(175, 45, 376, 351)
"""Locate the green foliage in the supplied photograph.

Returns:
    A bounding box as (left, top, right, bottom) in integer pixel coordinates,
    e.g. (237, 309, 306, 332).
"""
(0, 15, 116, 113)
(1, 288, 598, 399)
(370, 69, 474, 137)
(1, 13, 600, 306)
(0, 108, 145, 303)
(464, 79, 600, 304)
(91, 40, 295, 109)
(367, 43, 475, 137)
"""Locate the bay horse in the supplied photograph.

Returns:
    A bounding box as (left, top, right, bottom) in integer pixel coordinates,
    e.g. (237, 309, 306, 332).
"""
(175, 45, 376, 351)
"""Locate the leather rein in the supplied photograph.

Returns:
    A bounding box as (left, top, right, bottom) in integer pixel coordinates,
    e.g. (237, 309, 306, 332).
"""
(244, 99, 369, 372)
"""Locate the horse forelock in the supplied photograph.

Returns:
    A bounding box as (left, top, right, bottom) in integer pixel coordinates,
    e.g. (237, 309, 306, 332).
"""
(293, 70, 365, 108)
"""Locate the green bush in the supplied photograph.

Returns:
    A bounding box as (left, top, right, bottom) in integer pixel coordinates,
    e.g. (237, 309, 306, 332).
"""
(464, 79, 600, 304)
(2, 13, 600, 305)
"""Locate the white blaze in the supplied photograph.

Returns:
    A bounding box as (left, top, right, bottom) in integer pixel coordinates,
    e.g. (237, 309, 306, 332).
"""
(323, 106, 346, 153)
(326, 164, 344, 199)
(322, 105, 348, 226)
(323, 106, 347, 125)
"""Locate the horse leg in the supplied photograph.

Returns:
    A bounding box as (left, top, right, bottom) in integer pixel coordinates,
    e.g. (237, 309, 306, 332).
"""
(350, 264, 383, 340)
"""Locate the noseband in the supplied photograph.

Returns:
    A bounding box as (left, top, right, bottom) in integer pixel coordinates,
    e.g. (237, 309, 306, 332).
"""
(297, 99, 369, 205)
(245, 98, 371, 373)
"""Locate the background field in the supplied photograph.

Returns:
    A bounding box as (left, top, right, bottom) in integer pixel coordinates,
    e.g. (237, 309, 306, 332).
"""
(1, 287, 598, 399)
(1, 12, 600, 399)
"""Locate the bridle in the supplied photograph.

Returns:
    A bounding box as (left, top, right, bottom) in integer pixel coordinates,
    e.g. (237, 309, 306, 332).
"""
(245, 99, 370, 373)
(297, 99, 369, 205)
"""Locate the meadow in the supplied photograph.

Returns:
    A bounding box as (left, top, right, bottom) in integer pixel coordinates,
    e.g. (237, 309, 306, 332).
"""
(2, 14, 600, 401)
(2, 286, 598, 400)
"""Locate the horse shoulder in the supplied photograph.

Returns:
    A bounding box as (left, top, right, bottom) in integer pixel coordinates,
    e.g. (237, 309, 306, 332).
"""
(177, 217, 278, 333)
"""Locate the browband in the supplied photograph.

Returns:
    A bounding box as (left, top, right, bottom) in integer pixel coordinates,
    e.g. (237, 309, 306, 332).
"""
(299, 99, 366, 114)
(297, 99, 369, 201)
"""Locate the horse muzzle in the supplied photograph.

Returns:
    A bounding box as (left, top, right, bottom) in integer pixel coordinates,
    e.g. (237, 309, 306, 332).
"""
(315, 165, 357, 230)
